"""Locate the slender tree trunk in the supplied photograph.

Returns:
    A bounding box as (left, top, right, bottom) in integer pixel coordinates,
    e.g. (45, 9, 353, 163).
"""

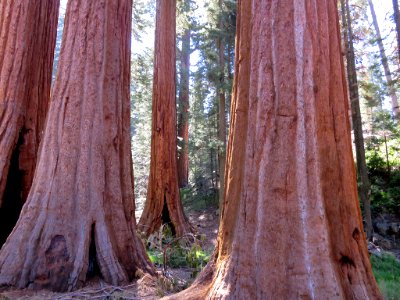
(0, 0, 59, 246)
(0, 0, 153, 292)
(138, 0, 192, 237)
(392, 0, 400, 65)
(368, 0, 400, 118)
(384, 134, 391, 176)
(217, 0, 227, 209)
(341, 0, 373, 240)
(171, 0, 381, 298)
(177, 28, 191, 188)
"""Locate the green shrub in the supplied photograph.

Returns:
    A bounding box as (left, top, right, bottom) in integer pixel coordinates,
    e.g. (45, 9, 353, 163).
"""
(366, 149, 400, 215)
(146, 225, 211, 277)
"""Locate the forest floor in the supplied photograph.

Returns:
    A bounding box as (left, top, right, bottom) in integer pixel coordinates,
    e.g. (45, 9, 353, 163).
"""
(1, 205, 399, 299)
(0, 206, 219, 300)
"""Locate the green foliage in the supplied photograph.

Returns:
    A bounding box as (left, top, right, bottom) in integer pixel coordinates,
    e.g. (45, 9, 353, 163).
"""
(147, 250, 163, 266)
(131, 48, 153, 204)
(371, 254, 400, 300)
(367, 150, 400, 215)
(132, 0, 155, 42)
(181, 188, 218, 212)
(364, 110, 400, 216)
(146, 225, 211, 277)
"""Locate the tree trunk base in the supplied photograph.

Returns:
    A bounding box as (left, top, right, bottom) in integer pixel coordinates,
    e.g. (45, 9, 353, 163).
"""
(0, 206, 154, 292)
(138, 195, 193, 237)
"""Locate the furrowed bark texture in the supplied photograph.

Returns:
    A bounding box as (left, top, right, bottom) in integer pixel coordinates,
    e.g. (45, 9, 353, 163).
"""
(0, 0, 59, 245)
(138, 0, 192, 237)
(177, 28, 191, 188)
(0, 0, 153, 292)
(171, 0, 381, 298)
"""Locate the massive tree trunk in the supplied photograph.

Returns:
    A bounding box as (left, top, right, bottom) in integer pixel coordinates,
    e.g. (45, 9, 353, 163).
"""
(368, 0, 400, 119)
(341, 0, 373, 240)
(0, 0, 59, 245)
(171, 0, 381, 298)
(138, 0, 192, 237)
(0, 0, 153, 292)
(393, 0, 400, 65)
(217, 0, 227, 208)
(177, 28, 191, 188)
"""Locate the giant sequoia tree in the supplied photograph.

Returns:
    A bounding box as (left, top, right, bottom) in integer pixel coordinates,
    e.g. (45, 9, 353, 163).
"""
(172, 0, 381, 298)
(139, 0, 192, 237)
(0, 0, 59, 245)
(0, 0, 152, 292)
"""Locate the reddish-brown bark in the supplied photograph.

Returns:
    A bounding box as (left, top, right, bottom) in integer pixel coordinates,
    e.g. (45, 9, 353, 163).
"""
(171, 0, 381, 298)
(138, 0, 192, 237)
(0, 0, 59, 245)
(177, 28, 191, 188)
(0, 0, 153, 292)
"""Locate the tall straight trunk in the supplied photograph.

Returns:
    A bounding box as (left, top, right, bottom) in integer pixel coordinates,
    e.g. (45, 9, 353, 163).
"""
(393, 0, 400, 65)
(0, 0, 59, 246)
(138, 0, 192, 237)
(172, 0, 381, 298)
(217, 0, 227, 208)
(368, 0, 400, 118)
(341, 0, 373, 240)
(0, 0, 153, 292)
(177, 28, 191, 188)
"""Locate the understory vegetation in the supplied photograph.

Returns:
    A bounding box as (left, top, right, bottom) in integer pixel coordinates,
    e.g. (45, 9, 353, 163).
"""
(371, 254, 400, 299)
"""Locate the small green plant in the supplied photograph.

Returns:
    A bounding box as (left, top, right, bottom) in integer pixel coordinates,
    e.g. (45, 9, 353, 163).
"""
(371, 254, 400, 300)
(146, 224, 211, 277)
(147, 250, 163, 266)
(186, 243, 211, 277)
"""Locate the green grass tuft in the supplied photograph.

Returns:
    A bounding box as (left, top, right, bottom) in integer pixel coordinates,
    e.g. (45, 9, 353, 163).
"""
(371, 253, 400, 300)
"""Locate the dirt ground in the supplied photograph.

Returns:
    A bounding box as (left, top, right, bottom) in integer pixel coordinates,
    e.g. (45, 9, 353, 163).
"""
(2, 207, 399, 299)
(0, 208, 220, 300)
